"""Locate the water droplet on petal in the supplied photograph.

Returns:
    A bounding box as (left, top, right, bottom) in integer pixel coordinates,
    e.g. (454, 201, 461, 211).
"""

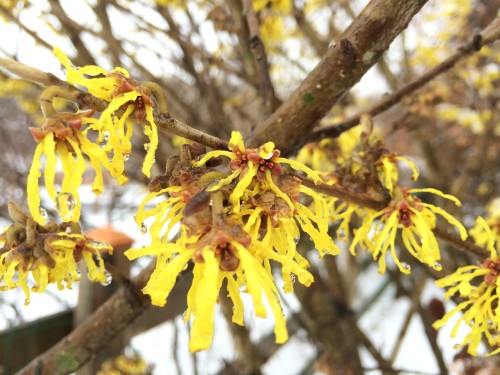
(123, 153, 130, 161)
(140, 222, 148, 234)
(400, 262, 412, 272)
(56, 193, 76, 220)
(100, 271, 112, 286)
(100, 132, 109, 148)
(433, 261, 442, 270)
(91, 240, 108, 247)
(39, 207, 48, 219)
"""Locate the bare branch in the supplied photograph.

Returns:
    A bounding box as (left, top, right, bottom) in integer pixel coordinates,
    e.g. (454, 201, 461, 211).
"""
(247, 0, 428, 155)
(310, 17, 500, 142)
(18, 264, 153, 375)
(0, 57, 67, 87)
(242, 0, 281, 114)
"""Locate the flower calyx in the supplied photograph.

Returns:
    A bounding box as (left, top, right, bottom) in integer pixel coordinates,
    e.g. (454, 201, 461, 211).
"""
(231, 141, 284, 182)
(483, 257, 500, 285)
(29, 109, 95, 144)
(107, 72, 154, 121)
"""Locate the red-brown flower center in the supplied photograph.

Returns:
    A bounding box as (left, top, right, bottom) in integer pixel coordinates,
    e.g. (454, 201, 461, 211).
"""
(484, 258, 500, 284)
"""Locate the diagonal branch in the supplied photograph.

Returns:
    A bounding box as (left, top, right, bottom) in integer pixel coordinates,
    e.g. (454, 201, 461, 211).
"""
(309, 16, 500, 142)
(20, 263, 150, 375)
(18, 262, 192, 375)
(247, 0, 428, 155)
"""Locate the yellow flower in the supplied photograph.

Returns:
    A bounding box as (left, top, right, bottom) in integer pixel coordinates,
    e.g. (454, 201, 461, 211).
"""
(329, 199, 362, 243)
(350, 187, 467, 274)
(126, 215, 300, 352)
(375, 152, 419, 195)
(433, 217, 500, 355)
(28, 111, 126, 224)
(0, 206, 111, 304)
(134, 185, 188, 244)
(128, 142, 321, 352)
(153, 0, 186, 7)
(98, 353, 149, 375)
(253, 0, 291, 13)
(194, 131, 337, 260)
(54, 47, 159, 178)
(470, 198, 500, 251)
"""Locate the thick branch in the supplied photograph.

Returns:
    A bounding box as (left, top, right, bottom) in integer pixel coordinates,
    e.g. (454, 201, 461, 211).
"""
(0, 57, 67, 87)
(310, 16, 500, 141)
(247, 0, 428, 155)
(19, 264, 152, 375)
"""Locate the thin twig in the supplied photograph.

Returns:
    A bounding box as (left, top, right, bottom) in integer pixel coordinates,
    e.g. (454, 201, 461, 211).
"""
(350, 317, 397, 374)
(294, 173, 387, 211)
(241, 0, 280, 115)
(309, 17, 500, 142)
(0, 56, 229, 150)
(0, 5, 54, 51)
(294, 173, 490, 260)
(389, 275, 426, 364)
(432, 226, 488, 259)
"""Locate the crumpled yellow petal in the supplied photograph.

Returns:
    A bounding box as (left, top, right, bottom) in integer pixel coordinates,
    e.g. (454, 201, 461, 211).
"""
(235, 243, 288, 343)
(142, 249, 194, 306)
(276, 157, 322, 184)
(189, 249, 220, 352)
(27, 142, 46, 224)
(228, 130, 245, 153)
(142, 105, 158, 178)
(226, 275, 244, 325)
(43, 134, 58, 202)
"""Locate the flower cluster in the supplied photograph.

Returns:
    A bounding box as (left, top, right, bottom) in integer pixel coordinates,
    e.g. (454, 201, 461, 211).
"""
(297, 127, 466, 274)
(0, 202, 111, 304)
(27, 110, 125, 224)
(350, 187, 467, 274)
(252, 0, 292, 47)
(5, 41, 490, 360)
(433, 216, 500, 355)
(126, 133, 335, 351)
(26, 48, 167, 226)
(98, 352, 151, 375)
(54, 47, 160, 179)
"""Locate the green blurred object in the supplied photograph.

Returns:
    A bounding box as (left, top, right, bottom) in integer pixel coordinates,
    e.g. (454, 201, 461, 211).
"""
(0, 310, 73, 375)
